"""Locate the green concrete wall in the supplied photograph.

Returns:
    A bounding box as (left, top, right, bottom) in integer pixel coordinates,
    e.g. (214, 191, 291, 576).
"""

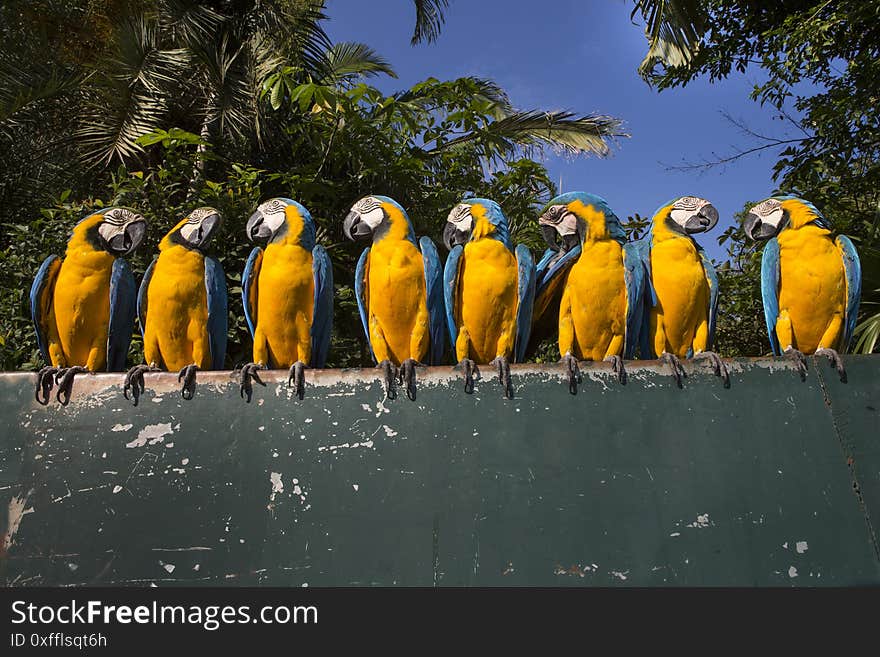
(1, 356, 878, 586)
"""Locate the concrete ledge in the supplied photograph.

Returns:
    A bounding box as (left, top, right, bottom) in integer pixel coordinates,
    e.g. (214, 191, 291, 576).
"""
(1, 356, 878, 586)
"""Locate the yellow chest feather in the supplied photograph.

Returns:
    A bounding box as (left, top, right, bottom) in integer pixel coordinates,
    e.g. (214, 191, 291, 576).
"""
(52, 248, 115, 366)
(458, 238, 518, 361)
(776, 227, 846, 351)
(566, 240, 627, 351)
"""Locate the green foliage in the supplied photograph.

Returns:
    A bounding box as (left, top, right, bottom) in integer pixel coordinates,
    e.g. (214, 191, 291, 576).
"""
(712, 205, 770, 358)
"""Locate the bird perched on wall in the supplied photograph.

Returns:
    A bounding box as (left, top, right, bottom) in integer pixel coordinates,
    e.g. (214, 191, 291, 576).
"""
(744, 195, 860, 382)
(535, 192, 645, 392)
(123, 208, 226, 402)
(31, 207, 147, 404)
(443, 198, 536, 398)
(237, 198, 333, 402)
(343, 195, 444, 400)
(635, 196, 728, 387)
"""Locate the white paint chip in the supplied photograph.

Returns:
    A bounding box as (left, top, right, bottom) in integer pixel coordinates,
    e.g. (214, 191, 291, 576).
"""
(269, 472, 284, 501)
(112, 485, 123, 494)
(352, 484, 359, 492)
(163, 563, 176, 573)
(788, 566, 798, 578)
(796, 541, 808, 554)
(126, 423, 174, 448)
(111, 423, 133, 432)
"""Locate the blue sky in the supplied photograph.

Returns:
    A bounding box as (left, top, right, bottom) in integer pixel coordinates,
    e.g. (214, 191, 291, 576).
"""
(324, 0, 796, 260)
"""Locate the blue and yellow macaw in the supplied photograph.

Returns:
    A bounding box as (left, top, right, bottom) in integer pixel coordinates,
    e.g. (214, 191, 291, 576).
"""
(635, 196, 728, 387)
(443, 198, 536, 398)
(535, 192, 645, 392)
(238, 198, 333, 401)
(124, 207, 227, 402)
(344, 195, 445, 400)
(31, 207, 146, 404)
(744, 195, 861, 382)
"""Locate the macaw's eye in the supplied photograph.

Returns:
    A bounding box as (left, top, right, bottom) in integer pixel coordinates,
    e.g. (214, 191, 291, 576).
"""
(547, 206, 566, 223)
(675, 196, 700, 211)
(354, 197, 380, 214)
(450, 204, 471, 223)
(754, 199, 782, 217)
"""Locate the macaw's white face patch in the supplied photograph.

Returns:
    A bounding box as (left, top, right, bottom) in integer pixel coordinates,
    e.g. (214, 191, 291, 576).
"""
(179, 207, 221, 245)
(350, 196, 384, 229)
(255, 199, 289, 236)
(446, 203, 474, 233)
(97, 208, 146, 254)
(748, 198, 785, 230)
(667, 196, 717, 234)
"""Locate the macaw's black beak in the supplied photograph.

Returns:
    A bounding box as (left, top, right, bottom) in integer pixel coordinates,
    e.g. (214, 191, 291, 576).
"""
(685, 204, 719, 234)
(108, 218, 146, 256)
(246, 211, 272, 242)
(194, 211, 222, 249)
(541, 224, 560, 251)
(343, 211, 373, 241)
(743, 212, 778, 241)
(442, 221, 470, 251)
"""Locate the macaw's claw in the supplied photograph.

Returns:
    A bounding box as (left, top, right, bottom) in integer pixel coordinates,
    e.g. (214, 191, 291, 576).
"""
(124, 363, 161, 406)
(456, 358, 479, 394)
(35, 366, 60, 405)
(177, 364, 199, 400)
(784, 347, 808, 382)
(604, 354, 627, 386)
(237, 362, 266, 403)
(695, 351, 730, 388)
(815, 347, 847, 383)
(399, 358, 420, 401)
(54, 366, 89, 406)
(288, 361, 306, 400)
(377, 360, 398, 400)
(560, 353, 582, 394)
(490, 356, 513, 399)
(660, 352, 686, 389)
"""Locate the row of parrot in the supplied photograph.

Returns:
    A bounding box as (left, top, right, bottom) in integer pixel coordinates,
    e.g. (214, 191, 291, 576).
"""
(29, 192, 861, 405)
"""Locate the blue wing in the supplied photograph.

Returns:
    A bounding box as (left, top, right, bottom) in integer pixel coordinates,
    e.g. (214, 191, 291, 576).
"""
(30, 254, 61, 363)
(310, 245, 334, 368)
(241, 247, 263, 338)
(535, 247, 555, 284)
(204, 257, 228, 370)
(513, 244, 536, 363)
(106, 258, 137, 371)
(622, 243, 646, 359)
(531, 245, 580, 348)
(536, 245, 580, 293)
(837, 235, 861, 352)
(137, 257, 157, 339)
(354, 247, 373, 362)
(632, 238, 656, 359)
(698, 246, 720, 351)
(420, 236, 446, 365)
(443, 244, 464, 354)
(760, 237, 782, 356)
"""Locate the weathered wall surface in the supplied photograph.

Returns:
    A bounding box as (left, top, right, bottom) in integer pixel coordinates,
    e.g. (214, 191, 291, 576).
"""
(1, 357, 878, 586)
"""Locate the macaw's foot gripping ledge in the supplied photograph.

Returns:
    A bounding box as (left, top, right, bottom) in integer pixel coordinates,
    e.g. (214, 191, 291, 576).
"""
(1, 356, 879, 586)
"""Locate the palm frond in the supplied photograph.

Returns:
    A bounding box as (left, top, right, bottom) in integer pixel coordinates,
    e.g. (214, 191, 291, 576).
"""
(434, 110, 626, 159)
(317, 42, 397, 84)
(410, 0, 449, 45)
(631, 0, 706, 79)
(0, 59, 84, 132)
(393, 77, 513, 116)
(75, 14, 189, 165)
